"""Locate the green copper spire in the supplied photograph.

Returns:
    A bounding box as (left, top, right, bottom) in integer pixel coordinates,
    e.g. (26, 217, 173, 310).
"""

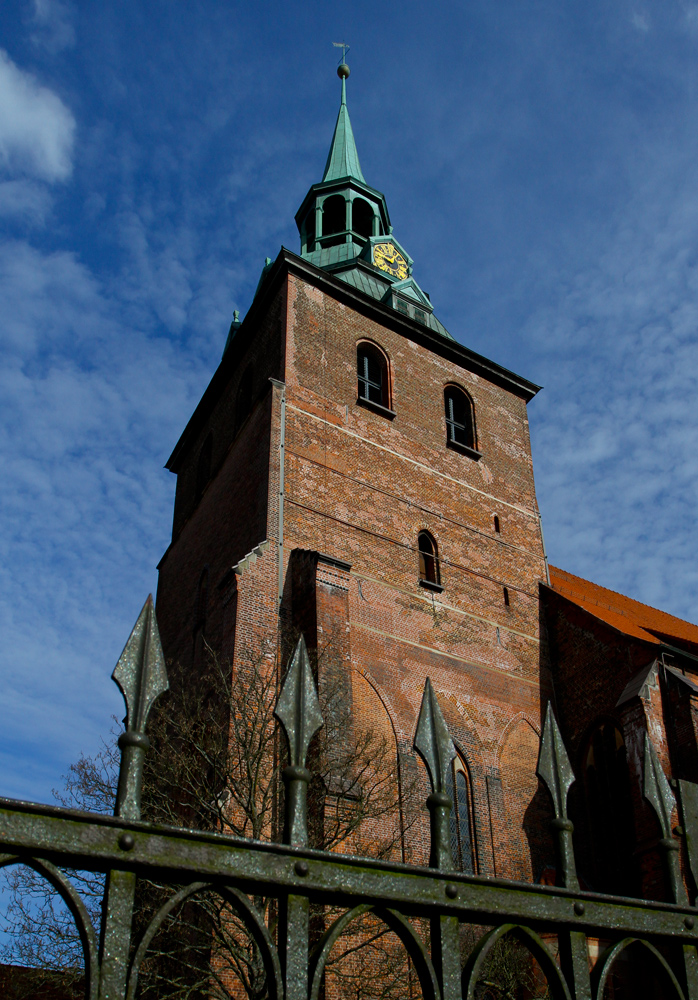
(322, 64, 365, 184)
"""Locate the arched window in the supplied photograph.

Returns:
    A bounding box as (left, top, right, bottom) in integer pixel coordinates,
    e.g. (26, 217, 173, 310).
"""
(195, 432, 212, 500)
(418, 531, 441, 587)
(584, 721, 636, 895)
(235, 363, 255, 433)
(322, 195, 346, 237)
(444, 386, 476, 452)
(303, 210, 316, 252)
(446, 755, 475, 873)
(357, 342, 390, 409)
(352, 198, 374, 239)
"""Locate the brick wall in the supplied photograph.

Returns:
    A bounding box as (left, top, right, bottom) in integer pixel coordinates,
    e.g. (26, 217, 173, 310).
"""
(156, 259, 556, 883)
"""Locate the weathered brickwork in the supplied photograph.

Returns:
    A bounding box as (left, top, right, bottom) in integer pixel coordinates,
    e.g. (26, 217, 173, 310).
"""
(156, 253, 560, 886)
(155, 247, 698, 916)
(156, 285, 286, 670)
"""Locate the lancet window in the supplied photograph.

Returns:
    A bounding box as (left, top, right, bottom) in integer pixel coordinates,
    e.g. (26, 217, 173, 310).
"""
(357, 342, 390, 409)
(444, 385, 476, 453)
(446, 755, 475, 873)
(418, 531, 441, 587)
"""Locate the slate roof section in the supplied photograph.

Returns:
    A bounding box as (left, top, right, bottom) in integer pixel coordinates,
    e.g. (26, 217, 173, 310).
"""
(305, 242, 366, 269)
(336, 266, 390, 300)
(548, 565, 698, 650)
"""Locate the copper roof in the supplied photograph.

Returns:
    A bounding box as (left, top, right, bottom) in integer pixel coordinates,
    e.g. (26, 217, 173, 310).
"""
(548, 566, 698, 650)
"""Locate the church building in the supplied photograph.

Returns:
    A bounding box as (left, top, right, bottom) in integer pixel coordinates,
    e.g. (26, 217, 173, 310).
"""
(155, 64, 698, 905)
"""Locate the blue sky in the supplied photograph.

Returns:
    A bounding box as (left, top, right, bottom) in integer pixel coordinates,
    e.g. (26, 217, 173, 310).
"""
(2, 0, 698, 802)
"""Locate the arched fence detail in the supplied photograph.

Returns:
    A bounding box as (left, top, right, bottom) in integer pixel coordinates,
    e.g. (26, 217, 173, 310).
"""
(125, 880, 283, 1000)
(461, 923, 571, 1000)
(0, 852, 100, 1000)
(1, 603, 698, 1000)
(309, 903, 440, 1000)
(592, 936, 687, 1000)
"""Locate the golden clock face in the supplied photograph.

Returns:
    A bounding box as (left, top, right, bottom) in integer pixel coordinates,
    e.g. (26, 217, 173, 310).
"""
(373, 242, 409, 280)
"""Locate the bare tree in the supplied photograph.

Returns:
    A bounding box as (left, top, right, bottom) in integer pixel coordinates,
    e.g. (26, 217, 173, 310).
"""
(0, 639, 418, 1000)
(0, 735, 118, 999)
(136, 639, 419, 999)
(459, 927, 552, 1000)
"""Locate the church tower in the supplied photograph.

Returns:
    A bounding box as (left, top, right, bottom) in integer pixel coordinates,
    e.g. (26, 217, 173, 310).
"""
(156, 64, 553, 879)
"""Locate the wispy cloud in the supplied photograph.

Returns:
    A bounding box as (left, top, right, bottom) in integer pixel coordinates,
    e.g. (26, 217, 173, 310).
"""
(0, 178, 52, 222)
(3, 0, 698, 804)
(0, 49, 75, 181)
(30, 0, 76, 54)
(631, 11, 651, 32)
(527, 145, 698, 620)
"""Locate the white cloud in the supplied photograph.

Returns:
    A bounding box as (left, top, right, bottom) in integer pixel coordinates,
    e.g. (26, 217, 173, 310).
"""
(0, 49, 75, 182)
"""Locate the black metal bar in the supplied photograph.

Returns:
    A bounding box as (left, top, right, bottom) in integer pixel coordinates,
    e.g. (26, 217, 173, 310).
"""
(1, 801, 696, 941)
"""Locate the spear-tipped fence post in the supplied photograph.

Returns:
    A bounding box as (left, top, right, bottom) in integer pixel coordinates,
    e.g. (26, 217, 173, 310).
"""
(536, 703, 590, 1000)
(413, 678, 460, 1000)
(275, 634, 324, 848)
(643, 734, 698, 997)
(643, 732, 686, 905)
(413, 677, 457, 870)
(111, 595, 169, 822)
(536, 702, 578, 890)
(99, 596, 168, 1000)
(274, 634, 324, 1000)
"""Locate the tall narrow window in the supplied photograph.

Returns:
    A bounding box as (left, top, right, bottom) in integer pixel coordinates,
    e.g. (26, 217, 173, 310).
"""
(446, 756, 475, 873)
(322, 195, 345, 237)
(352, 198, 374, 240)
(303, 210, 316, 253)
(357, 343, 389, 409)
(195, 433, 212, 500)
(193, 566, 209, 668)
(584, 722, 636, 895)
(418, 531, 441, 587)
(235, 363, 255, 433)
(444, 386, 476, 452)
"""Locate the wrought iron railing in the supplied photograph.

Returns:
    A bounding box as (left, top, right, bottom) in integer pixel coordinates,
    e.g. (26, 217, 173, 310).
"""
(0, 597, 696, 1000)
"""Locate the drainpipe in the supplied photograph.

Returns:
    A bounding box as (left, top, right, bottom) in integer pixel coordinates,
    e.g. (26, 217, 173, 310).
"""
(270, 379, 286, 608)
(538, 510, 551, 586)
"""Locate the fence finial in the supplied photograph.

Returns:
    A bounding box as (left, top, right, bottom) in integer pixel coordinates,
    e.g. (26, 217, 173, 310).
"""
(643, 731, 685, 903)
(275, 634, 324, 846)
(414, 678, 456, 870)
(536, 702, 578, 888)
(112, 595, 168, 821)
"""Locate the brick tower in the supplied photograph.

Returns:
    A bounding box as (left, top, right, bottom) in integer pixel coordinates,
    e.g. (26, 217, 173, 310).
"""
(156, 64, 555, 880)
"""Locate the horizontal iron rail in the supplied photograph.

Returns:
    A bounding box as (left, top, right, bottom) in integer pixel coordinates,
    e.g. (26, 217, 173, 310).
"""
(0, 797, 695, 941)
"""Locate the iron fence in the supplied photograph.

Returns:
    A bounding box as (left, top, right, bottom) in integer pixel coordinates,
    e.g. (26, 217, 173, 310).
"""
(0, 596, 696, 1000)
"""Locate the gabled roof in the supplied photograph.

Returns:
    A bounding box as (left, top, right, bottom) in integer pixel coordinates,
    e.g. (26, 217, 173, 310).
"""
(322, 76, 365, 183)
(548, 566, 698, 650)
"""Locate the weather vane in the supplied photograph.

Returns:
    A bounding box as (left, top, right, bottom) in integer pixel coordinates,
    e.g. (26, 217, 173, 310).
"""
(332, 41, 350, 65)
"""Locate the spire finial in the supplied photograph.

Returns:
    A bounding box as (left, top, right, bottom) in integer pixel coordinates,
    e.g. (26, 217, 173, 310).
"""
(322, 43, 364, 184)
(333, 41, 350, 104)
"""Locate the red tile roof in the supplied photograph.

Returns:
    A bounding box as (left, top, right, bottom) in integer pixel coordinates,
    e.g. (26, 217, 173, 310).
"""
(548, 566, 698, 651)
